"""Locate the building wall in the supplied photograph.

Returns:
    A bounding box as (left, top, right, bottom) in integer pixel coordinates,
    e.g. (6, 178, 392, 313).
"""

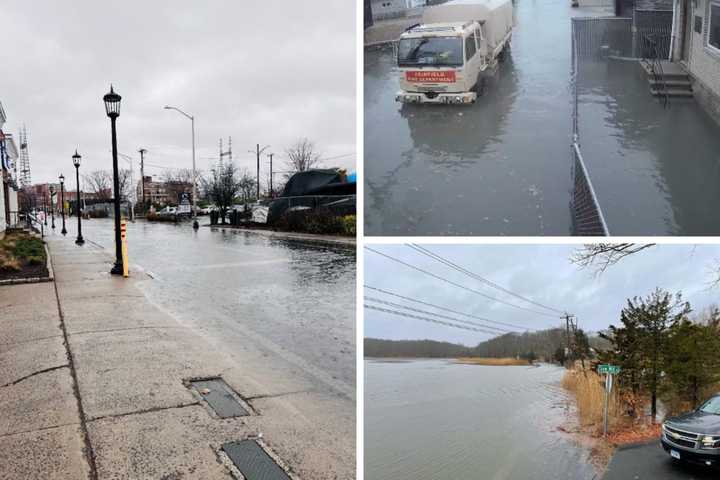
(0, 182, 6, 235)
(688, 0, 720, 123)
(8, 187, 18, 220)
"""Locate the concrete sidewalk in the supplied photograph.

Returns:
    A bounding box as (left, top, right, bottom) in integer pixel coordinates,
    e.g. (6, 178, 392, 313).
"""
(0, 234, 354, 479)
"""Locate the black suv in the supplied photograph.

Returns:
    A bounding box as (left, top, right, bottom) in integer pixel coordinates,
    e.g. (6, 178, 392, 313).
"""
(661, 394, 720, 467)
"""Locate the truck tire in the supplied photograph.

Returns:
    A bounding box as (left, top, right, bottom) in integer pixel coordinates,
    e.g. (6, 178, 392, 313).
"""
(473, 75, 486, 96)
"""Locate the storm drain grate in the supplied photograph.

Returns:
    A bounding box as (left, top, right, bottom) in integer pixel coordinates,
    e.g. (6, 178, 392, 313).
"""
(222, 440, 292, 480)
(189, 378, 249, 418)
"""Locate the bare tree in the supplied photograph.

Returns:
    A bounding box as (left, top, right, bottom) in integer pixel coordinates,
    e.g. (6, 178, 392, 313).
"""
(84, 170, 112, 201)
(284, 138, 321, 177)
(570, 244, 656, 275)
(202, 162, 242, 224)
(238, 169, 255, 205)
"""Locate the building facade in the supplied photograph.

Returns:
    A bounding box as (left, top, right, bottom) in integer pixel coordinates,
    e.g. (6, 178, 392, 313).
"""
(672, 0, 720, 123)
(0, 102, 20, 234)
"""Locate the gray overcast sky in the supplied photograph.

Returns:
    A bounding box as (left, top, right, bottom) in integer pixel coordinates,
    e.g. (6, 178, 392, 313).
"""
(1, 0, 356, 186)
(365, 244, 720, 346)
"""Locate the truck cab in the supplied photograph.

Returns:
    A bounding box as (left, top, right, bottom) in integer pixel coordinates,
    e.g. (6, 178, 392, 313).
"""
(395, 0, 514, 105)
(397, 22, 486, 104)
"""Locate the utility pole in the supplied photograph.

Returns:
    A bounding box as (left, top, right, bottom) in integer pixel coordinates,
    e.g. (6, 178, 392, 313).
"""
(256, 144, 260, 199)
(139, 148, 146, 212)
(267, 153, 274, 197)
(251, 144, 270, 200)
(219, 137, 232, 169)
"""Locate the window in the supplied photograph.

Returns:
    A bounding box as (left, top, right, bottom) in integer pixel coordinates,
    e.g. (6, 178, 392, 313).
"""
(710, 1, 720, 52)
(465, 34, 477, 61)
(398, 36, 464, 67)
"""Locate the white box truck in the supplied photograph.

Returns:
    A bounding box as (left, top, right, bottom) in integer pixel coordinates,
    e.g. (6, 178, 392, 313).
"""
(395, 0, 514, 104)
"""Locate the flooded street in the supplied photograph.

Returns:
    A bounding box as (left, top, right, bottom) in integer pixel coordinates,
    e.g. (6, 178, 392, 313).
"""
(365, 0, 720, 236)
(57, 219, 356, 399)
(365, 0, 580, 235)
(365, 360, 595, 480)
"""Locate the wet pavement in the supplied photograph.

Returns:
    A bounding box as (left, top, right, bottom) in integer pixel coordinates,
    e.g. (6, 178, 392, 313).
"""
(364, 0, 720, 236)
(602, 441, 718, 479)
(54, 218, 355, 400)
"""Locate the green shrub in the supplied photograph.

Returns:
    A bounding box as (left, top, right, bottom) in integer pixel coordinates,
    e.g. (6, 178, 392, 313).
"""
(13, 237, 46, 262)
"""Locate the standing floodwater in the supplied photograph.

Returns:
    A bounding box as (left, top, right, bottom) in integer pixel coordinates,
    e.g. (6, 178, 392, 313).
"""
(365, 360, 596, 480)
(365, 0, 720, 236)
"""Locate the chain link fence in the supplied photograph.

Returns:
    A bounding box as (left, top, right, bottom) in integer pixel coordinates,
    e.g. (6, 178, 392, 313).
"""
(570, 17, 612, 236)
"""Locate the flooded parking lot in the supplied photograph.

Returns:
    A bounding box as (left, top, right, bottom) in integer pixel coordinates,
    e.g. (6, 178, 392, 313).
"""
(365, 360, 596, 480)
(364, 0, 720, 236)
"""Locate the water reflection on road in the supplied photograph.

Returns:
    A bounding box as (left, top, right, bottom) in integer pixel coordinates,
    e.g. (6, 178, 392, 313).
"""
(63, 219, 356, 398)
(365, 360, 595, 480)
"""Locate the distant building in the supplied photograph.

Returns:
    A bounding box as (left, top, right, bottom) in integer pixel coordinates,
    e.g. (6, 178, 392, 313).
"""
(370, 0, 427, 20)
(136, 176, 192, 206)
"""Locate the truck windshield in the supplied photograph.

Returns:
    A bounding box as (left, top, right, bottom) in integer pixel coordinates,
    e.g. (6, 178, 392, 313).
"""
(700, 396, 720, 415)
(398, 36, 463, 67)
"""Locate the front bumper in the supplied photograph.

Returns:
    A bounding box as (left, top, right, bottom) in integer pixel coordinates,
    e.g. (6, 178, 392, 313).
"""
(395, 91, 476, 104)
(661, 438, 720, 466)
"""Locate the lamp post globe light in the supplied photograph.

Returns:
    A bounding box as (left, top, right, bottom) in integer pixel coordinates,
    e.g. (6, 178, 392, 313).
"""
(163, 105, 199, 230)
(49, 185, 56, 229)
(59, 174, 67, 235)
(104, 85, 124, 275)
(73, 151, 84, 245)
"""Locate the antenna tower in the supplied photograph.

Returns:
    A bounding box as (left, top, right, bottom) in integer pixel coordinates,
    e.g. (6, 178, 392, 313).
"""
(18, 125, 31, 187)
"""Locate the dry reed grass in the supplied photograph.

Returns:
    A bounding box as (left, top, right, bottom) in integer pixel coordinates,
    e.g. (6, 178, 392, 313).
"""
(562, 368, 620, 431)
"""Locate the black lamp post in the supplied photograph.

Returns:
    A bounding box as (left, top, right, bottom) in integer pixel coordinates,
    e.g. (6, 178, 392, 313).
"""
(43, 193, 48, 226)
(104, 85, 123, 275)
(59, 174, 67, 235)
(50, 185, 56, 229)
(73, 151, 84, 245)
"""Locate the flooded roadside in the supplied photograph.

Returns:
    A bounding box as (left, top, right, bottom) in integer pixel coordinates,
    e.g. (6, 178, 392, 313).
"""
(364, 359, 598, 480)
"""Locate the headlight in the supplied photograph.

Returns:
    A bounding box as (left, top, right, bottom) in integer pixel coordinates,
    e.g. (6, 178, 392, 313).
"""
(701, 435, 720, 449)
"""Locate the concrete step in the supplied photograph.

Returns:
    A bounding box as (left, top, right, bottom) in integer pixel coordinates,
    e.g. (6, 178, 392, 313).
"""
(648, 78, 692, 87)
(651, 87, 694, 97)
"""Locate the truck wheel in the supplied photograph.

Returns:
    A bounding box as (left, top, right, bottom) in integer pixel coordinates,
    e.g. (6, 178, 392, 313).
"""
(474, 75, 486, 96)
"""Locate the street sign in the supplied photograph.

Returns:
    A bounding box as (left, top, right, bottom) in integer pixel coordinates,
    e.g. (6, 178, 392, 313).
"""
(597, 364, 620, 375)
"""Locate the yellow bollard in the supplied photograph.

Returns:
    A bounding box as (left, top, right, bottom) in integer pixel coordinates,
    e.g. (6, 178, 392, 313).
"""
(120, 219, 129, 278)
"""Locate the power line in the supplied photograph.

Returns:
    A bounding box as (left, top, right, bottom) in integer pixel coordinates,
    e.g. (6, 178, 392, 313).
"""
(365, 296, 514, 333)
(364, 246, 560, 319)
(408, 244, 568, 316)
(364, 285, 532, 331)
(365, 304, 503, 335)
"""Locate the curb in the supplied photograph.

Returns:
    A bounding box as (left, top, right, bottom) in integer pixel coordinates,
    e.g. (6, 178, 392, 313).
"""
(0, 242, 55, 286)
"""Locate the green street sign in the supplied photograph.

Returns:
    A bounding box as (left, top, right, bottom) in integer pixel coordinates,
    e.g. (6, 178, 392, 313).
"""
(598, 364, 620, 375)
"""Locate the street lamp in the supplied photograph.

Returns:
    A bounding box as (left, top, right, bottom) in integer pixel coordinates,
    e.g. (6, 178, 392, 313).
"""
(59, 174, 67, 235)
(43, 193, 48, 226)
(73, 151, 84, 245)
(49, 185, 56, 229)
(164, 105, 198, 229)
(104, 85, 124, 275)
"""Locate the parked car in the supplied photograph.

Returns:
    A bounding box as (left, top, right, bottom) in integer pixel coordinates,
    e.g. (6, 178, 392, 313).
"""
(661, 394, 720, 467)
(157, 206, 177, 217)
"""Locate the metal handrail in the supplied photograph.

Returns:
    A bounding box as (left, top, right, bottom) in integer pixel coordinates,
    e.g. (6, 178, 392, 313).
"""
(643, 33, 669, 108)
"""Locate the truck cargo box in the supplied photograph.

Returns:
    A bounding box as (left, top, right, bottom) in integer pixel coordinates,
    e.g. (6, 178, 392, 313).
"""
(422, 0, 514, 52)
